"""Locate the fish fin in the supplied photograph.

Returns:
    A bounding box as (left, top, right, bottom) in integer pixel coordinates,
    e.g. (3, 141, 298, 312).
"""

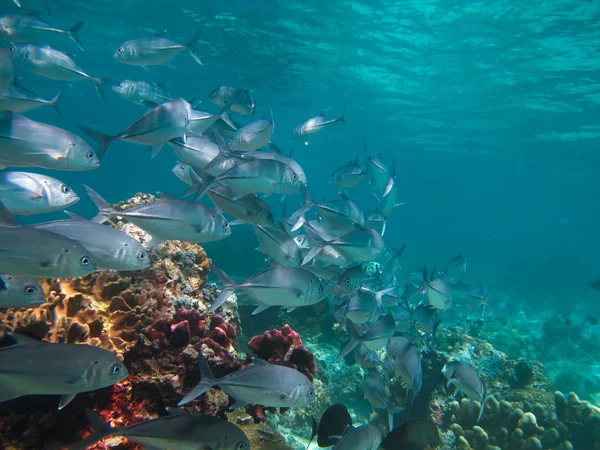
(0, 202, 20, 227)
(64, 211, 87, 221)
(58, 393, 76, 410)
(82, 185, 116, 223)
(302, 245, 323, 266)
(180, 165, 216, 202)
(252, 304, 270, 315)
(141, 99, 159, 108)
(178, 354, 215, 406)
(146, 144, 164, 159)
(338, 100, 348, 125)
(252, 358, 270, 366)
(335, 319, 360, 362)
(91, 78, 110, 102)
(208, 264, 235, 313)
(227, 219, 246, 226)
(12, 0, 21, 6)
(186, 29, 203, 65)
(5, 332, 42, 346)
(70, 409, 112, 450)
(49, 91, 62, 116)
(382, 177, 394, 197)
(286, 306, 297, 313)
(307, 417, 318, 450)
(165, 407, 189, 416)
(78, 125, 114, 160)
(67, 21, 85, 52)
(141, 65, 150, 72)
(381, 220, 386, 237)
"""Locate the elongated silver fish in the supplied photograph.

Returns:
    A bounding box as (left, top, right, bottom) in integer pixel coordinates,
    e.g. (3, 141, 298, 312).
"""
(0, 48, 14, 94)
(342, 287, 392, 324)
(291, 101, 347, 141)
(207, 185, 274, 226)
(33, 213, 150, 271)
(254, 225, 302, 267)
(241, 149, 308, 186)
(0, 333, 127, 409)
(178, 353, 315, 407)
(168, 136, 219, 170)
(442, 360, 487, 421)
(0, 84, 60, 114)
(207, 86, 255, 116)
(229, 118, 274, 151)
(337, 315, 396, 361)
(84, 186, 231, 245)
(0, 112, 99, 171)
(330, 264, 365, 297)
(387, 337, 423, 405)
(0, 14, 84, 51)
(293, 190, 364, 234)
(79, 98, 191, 159)
(330, 154, 365, 190)
(114, 31, 202, 67)
(362, 371, 404, 433)
(0, 171, 79, 215)
(72, 408, 250, 450)
(112, 79, 173, 106)
(210, 263, 326, 314)
(172, 162, 194, 184)
(0, 274, 45, 308)
(8, 43, 106, 99)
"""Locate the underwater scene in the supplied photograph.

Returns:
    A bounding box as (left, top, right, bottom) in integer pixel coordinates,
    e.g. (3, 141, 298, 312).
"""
(0, 0, 600, 449)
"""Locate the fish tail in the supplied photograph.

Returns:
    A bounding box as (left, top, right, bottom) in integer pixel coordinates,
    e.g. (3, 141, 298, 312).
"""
(186, 30, 203, 66)
(78, 124, 114, 160)
(70, 409, 112, 450)
(91, 78, 111, 102)
(178, 354, 216, 406)
(335, 319, 360, 362)
(207, 264, 236, 313)
(338, 100, 348, 125)
(218, 102, 236, 130)
(477, 395, 494, 422)
(180, 164, 215, 201)
(387, 407, 405, 432)
(67, 21, 85, 52)
(12, 0, 21, 7)
(82, 185, 116, 224)
(49, 92, 62, 117)
(289, 187, 314, 231)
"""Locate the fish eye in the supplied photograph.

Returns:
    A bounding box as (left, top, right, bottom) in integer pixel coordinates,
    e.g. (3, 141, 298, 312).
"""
(292, 173, 297, 180)
(267, 214, 273, 221)
(222, 220, 229, 229)
(60, 184, 71, 194)
(117, 47, 124, 55)
(318, 285, 324, 293)
(8, 46, 15, 53)
(290, 131, 295, 136)
(236, 443, 247, 449)
(111, 364, 122, 375)
(308, 388, 315, 396)
(86, 151, 94, 159)
(138, 252, 146, 260)
(23, 285, 37, 295)
(80, 256, 91, 265)
(345, 278, 351, 284)
(210, 90, 217, 97)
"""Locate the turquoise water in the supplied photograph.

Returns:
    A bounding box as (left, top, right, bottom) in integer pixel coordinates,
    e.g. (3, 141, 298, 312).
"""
(2, 0, 600, 448)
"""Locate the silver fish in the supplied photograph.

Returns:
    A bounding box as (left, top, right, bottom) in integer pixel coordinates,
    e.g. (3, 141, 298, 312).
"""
(337, 315, 396, 361)
(423, 278, 453, 311)
(441, 252, 467, 280)
(210, 263, 326, 314)
(0, 333, 127, 409)
(333, 425, 382, 450)
(188, 106, 235, 136)
(0, 171, 79, 215)
(378, 160, 405, 217)
(366, 209, 386, 237)
(73, 408, 250, 450)
(84, 186, 231, 245)
(291, 101, 347, 141)
(112, 79, 173, 107)
(79, 98, 192, 159)
(0, 202, 97, 278)
(242, 149, 307, 186)
(294, 190, 365, 234)
(168, 136, 219, 171)
(330, 154, 365, 189)
(465, 284, 488, 315)
(0, 84, 60, 114)
(172, 162, 194, 185)
(33, 212, 150, 271)
(0, 15, 84, 51)
(0, 112, 99, 171)
(230, 118, 274, 152)
(0, 274, 45, 308)
(366, 151, 393, 193)
(442, 361, 486, 421)
(179, 353, 315, 407)
(114, 31, 202, 67)
(387, 337, 422, 410)
(331, 264, 365, 297)
(413, 304, 441, 351)
(342, 287, 392, 324)
(362, 371, 403, 432)
(207, 86, 255, 116)
(254, 225, 302, 267)
(0, 47, 13, 94)
(8, 43, 106, 100)
(207, 185, 274, 227)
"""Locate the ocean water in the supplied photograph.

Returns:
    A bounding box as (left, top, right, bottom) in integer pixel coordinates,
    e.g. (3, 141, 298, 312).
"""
(2, 0, 600, 448)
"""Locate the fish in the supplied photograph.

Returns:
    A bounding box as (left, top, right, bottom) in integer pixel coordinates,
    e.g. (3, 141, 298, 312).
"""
(0, 47, 13, 94)
(187, 106, 235, 136)
(241, 148, 308, 186)
(362, 370, 404, 432)
(78, 98, 192, 159)
(292, 190, 365, 234)
(377, 160, 406, 220)
(330, 154, 365, 190)
(8, 43, 106, 100)
(178, 353, 315, 408)
(291, 101, 347, 141)
(206, 185, 274, 227)
(387, 337, 422, 412)
(379, 419, 441, 449)
(333, 264, 366, 297)
(0, 274, 45, 308)
(254, 225, 302, 267)
(0, 14, 84, 51)
(84, 186, 231, 245)
(353, 344, 390, 370)
(0, 333, 127, 409)
(465, 284, 489, 316)
(366, 151, 392, 193)
(423, 277, 453, 311)
(32, 212, 150, 271)
(0, 112, 100, 171)
(114, 31, 203, 68)
(337, 315, 396, 361)
(229, 117, 274, 152)
(442, 360, 487, 422)
(0, 84, 61, 114)
(172, 162, 194, 185)
(441, 252, 467, 279)
(72, 408, 250, 450)
(0, 171, 79, 215)
(313, 403, 353, 447)
(413, 304, 442, 350)
(332, 424, 382, 450)
(209, 263, 326, 314)
(112, 79, 173, 107)
(207, 86, 255, 116)
(168, 136, 219, 171)
(0, 201, 97, 278)
(342, 287, 393, 324)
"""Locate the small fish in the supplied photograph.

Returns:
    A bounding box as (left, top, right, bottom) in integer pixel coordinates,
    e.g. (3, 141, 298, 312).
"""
(242, 149, 308, 186)
(0, 112, 99, 171)
(168, 136, 219, 171)
(387, 337, 422, 412)
(209, 263, 326, 314)
(423, 276, 453, 311)
(0, 333, 127, 409)
(353, 344, 389, 370)
(342, 287, 393, 324)
(334, 264, 366, 297)
(79, 98, 191, 159)
(366, 151, 393, 193)
(291, 101, 347, 141)
(0, 171, 79, 215)
(337, 315, 396, 361)
(362, 371, 404, 432)
(114, 31, 203, 68)
(178, 353, 315, 407)
(229, 117, 274, 152)
(207, 185, 274, 227)
(254, 225, 302, 267)
(0, 274, 45, 308)
(0, 14, 84, 51)
(72, 408, 250, 450)
(333, 425, 382, 450)
(313, 404, 353, 447)
(0, 48, 13, 94)
(293, 190, 365, 234)
(442, 361, 488, 422)
(330, 154, 365, 190)
(8, 43, 106, 100)
(441, 252, 467, 279)
(112, 79, 173, 107)
(465, 284, 489, 316)
(84, 186, 231, 245)
(365, 209, 386, 236)
(379, 419, 441, 450)
(207, 86, 255, 116)
(172, 162, 193, 185)
(413, 304, 442, 350)
(32, 213, 150, 271)
(0, 84, 60, 115)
